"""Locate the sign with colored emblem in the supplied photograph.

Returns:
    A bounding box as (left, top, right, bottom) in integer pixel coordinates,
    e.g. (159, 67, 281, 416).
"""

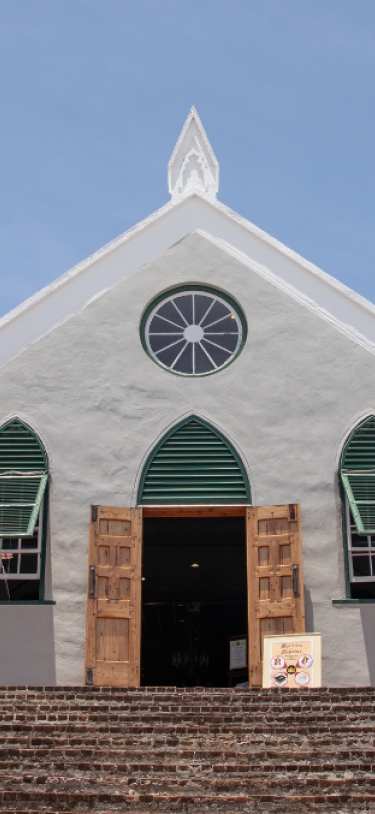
(262, 633, 322, 689)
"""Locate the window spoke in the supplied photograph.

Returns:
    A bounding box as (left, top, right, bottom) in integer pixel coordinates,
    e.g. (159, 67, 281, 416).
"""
(171, 341, 189, 369)
(202, 313, 233, 329)
(198, 341, 217, 370)
(203, 338, 232, 354)
(155, 338, 185, 356)
(198, 297, 215, 326)
(171, 299, 189, 326)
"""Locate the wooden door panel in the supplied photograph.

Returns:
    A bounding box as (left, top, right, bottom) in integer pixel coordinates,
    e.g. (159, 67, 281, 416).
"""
(247, 504, 305, 686)
(85, 505, 142, 687)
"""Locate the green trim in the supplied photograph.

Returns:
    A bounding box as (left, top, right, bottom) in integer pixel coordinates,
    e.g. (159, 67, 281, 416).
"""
(28, 475, 48, 535)
(140, 284, 248, 378)
(0, 600, 55, 605)
(0, 473, 48, 537)
(0, 417, 49, 599)
(138, 415, 251, 505)
(39, 480, 49, 602)
(339, 476, 351, 599)
(340, 416, 375, 599)
(340, 416, 375, 534)
(332, 599, 375, 605)
(341, 471, 375, 534)
(0, 418, 47, 473)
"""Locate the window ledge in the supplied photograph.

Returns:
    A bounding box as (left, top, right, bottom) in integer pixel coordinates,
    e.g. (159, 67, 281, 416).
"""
(332, 599, 375, 605)
(0, 600, 56, 605)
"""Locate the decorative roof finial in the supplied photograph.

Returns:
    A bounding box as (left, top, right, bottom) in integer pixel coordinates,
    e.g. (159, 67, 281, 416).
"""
(168, 107, 219, 202)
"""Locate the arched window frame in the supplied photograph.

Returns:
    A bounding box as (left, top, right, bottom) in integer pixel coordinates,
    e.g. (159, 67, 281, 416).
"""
(140, 284, 248, 377)
(0, 418, 49, 603)
(340, 416, 375, 599)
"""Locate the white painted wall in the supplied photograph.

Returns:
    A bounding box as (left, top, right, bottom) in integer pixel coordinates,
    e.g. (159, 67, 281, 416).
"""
(0, 231, 374, 686)
(2, 195, 375, 369)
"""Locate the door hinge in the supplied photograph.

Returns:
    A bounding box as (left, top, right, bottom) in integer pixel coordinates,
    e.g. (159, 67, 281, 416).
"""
(289, 504, 296, 521)
(91, 505, 98, 522)
(292, 563, 300, 597)
(86, 667, 94, 685)
(89, 565, 96, 599)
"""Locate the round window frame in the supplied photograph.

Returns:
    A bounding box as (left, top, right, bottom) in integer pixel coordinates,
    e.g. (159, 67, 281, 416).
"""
(140, 285, 247, 377)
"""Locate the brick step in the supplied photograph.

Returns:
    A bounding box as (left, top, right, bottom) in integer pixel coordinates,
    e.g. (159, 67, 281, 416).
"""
(0, 690, 372, 701)
(2, 701, 375, 715)
(1, 790, 375, 812)
(3, 703, 375, 717)
(3, 711, 374, 726)
(1, 806, 374, 814)
(1, 691, 374, 703)
(2, 736, 374, 753)
(3, 748, 375, 766)
(1, 690, 374, 705)
(0, 684, 375, 697)
(3, 756, 375, 771)
(1, 687, 374, 813)
(1, 701, 372, 712)
(0, 721, 375, 743)
(0, 762, 375, 786)
(3, 747, 374, 766)
(1, 777, 375, 798)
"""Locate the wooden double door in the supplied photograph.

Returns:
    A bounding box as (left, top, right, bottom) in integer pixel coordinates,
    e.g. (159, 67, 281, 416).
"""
(85, 503, 305, 687)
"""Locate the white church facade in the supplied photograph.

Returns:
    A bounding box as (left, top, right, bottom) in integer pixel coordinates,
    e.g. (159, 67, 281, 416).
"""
(1, 108, 375, 687)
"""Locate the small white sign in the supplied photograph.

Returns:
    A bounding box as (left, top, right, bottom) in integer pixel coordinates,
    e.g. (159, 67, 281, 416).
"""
(230, 638, 247, 670)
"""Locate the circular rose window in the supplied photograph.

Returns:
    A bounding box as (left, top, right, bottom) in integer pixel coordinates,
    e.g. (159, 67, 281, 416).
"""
(142, 287, 246, 376)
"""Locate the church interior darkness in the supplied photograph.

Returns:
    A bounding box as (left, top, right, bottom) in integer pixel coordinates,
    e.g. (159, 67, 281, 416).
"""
(141, 516, 247, 687)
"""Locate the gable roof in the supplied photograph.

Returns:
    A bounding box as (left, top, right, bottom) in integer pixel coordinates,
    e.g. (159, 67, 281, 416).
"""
(1, 108, 375, 369)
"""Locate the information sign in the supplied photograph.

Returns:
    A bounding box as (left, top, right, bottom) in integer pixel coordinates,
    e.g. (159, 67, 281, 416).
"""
(230, 637, 247, 670)
(262, 633, 322, 689)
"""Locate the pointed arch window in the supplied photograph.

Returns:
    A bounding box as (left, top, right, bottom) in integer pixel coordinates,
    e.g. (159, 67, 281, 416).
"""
(0, 419, 48, 601)
(138, 416, 250, 505)
(341, 416, 375, 598)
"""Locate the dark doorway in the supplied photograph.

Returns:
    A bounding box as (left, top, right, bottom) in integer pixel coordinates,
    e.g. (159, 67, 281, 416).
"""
(141, 515, 247, 687)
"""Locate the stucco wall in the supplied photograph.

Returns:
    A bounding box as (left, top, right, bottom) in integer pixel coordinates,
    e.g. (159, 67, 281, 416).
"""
(0, 231, 375, 686)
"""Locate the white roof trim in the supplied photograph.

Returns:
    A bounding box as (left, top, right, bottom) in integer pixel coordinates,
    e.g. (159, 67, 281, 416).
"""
(1, 191, 375, 368)
(198, 229, 375, 356)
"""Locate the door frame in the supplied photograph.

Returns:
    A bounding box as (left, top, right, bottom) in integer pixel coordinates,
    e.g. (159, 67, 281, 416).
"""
(142, 505, 247, 518)
(141, 503, 250, 684)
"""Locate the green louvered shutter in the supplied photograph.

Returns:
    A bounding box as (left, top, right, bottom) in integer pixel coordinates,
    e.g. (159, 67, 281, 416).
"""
(341, 416, 375, 534)
(139, 417, 250, 504)
(0, 419, 48, 537)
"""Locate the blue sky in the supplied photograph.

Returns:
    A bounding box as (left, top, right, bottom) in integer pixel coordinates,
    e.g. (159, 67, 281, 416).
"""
(1, 0, 374, 317)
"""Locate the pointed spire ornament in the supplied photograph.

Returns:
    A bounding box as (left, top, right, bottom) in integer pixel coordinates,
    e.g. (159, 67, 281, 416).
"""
(168, 107, 219, 202)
